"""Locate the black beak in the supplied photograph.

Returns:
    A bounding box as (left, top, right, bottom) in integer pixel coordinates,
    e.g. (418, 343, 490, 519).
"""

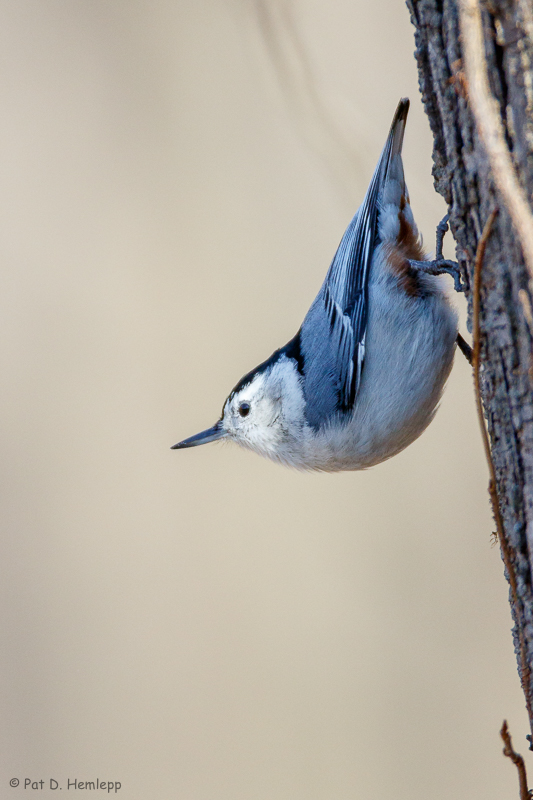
(171, 421, 226, 449)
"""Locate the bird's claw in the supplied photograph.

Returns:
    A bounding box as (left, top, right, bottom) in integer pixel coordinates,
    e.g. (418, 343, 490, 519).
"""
(409, 213, 465, 293)
(408, 258, 465, 293)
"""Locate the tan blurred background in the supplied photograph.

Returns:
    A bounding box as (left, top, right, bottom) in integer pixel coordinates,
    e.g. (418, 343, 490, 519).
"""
(0, 1, 528, 798)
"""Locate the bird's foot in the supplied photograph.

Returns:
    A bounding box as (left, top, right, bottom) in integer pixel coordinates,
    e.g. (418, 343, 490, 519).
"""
(456, 333, 473, 364)
(408, 257, 464, 292)
(408, 214, 465, 293)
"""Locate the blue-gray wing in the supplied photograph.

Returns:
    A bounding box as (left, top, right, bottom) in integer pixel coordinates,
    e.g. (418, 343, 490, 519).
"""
(300, 99, 410, 425)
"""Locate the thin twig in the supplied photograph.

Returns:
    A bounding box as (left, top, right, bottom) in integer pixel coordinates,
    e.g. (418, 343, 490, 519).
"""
(501, 720, 532, 800)
(472, 208, 533, 733)
(472, 209, 498, 478)
(459, 0, 533, 282)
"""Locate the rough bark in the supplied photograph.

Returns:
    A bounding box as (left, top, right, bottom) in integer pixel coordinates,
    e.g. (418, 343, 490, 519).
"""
(406, 0, 533, 738)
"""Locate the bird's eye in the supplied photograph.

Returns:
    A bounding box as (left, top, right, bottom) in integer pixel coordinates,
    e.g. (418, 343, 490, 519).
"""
(238, 402, 251, 418)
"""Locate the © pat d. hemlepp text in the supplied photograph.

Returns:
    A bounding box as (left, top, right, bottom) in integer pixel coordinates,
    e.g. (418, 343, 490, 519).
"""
(10, 778, 121, 792)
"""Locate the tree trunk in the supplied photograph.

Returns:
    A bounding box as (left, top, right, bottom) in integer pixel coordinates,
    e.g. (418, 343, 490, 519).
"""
(406, 0, 533, 740)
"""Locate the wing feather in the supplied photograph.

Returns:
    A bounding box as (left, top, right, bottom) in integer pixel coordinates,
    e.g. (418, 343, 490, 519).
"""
(320, 98, 410, 410)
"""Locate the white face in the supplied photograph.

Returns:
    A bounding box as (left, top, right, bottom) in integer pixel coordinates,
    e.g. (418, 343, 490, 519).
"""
(221, 357, 305, 463)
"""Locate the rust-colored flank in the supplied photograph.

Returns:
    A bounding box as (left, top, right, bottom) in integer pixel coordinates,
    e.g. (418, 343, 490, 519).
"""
(385, 195, 426, 297)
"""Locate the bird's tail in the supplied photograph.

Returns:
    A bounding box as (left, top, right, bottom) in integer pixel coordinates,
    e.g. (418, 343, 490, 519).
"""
(376, 97, 409, 198)
(377, 98, 426, 285)
(324, 98, 412, 309)
(387, 98, 410, 159)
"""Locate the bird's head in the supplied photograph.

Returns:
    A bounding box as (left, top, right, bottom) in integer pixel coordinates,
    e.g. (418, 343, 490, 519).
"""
(172, 351, 306, 464)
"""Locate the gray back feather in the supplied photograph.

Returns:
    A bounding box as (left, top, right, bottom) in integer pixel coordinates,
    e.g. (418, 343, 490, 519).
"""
(300, 99, 410, 429)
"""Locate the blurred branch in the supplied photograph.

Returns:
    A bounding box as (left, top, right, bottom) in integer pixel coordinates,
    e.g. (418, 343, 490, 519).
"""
(501, 720, 532, 800)
(252, 0, 366, 202)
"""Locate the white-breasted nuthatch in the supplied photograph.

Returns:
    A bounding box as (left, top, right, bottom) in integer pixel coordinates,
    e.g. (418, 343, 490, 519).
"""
(172, 99, 466, 471)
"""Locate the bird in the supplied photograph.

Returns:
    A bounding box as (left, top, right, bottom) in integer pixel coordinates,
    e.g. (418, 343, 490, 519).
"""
(172, 98, 464, 471)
